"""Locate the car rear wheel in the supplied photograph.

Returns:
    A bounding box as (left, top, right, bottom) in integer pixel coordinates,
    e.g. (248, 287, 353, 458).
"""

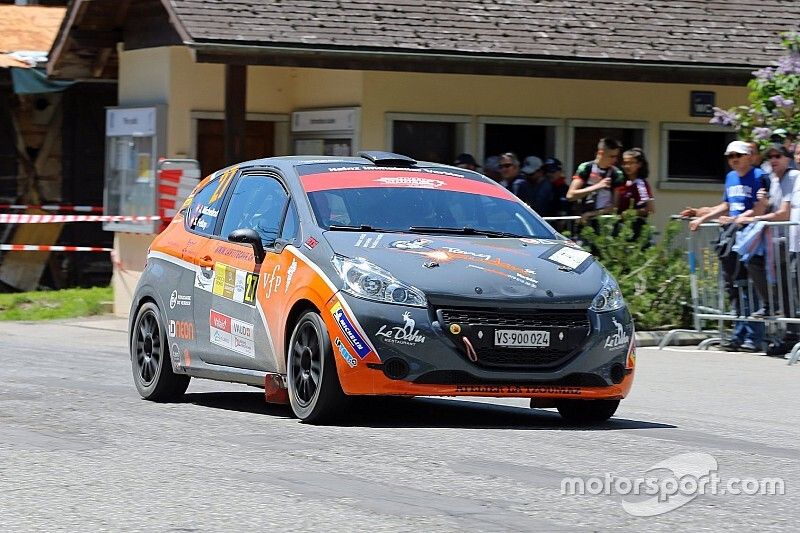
(287, 311, 347, 423)
(556, 399, 620, 424)
(131, 301, 190, 401)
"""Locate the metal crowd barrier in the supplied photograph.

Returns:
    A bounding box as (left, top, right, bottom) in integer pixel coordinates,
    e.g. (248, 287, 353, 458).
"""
(658, 217, 800, 364)
(542, 215, 582, 237)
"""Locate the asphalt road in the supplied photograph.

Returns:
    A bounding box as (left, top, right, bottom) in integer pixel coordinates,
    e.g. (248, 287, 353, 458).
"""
(1, 317, 797, 532)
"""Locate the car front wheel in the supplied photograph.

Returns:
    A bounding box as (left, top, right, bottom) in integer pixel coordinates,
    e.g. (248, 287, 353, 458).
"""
(131, 301, 190, 401)
(556, 399, 620, 425)
(287, 311, 347, 423)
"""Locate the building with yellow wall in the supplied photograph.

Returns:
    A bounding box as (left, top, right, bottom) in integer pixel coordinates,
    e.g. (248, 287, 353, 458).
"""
(47, 0, 800, 315)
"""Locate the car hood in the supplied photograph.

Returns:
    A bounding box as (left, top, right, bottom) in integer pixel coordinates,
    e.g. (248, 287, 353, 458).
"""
(323, 231, 606, 309)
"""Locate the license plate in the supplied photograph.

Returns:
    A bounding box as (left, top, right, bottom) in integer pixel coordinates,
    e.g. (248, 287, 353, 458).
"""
(494, 329, 550, 347)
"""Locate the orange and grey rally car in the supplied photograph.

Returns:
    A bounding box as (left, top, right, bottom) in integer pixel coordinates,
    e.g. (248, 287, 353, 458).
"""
(129, 152, 635, 424)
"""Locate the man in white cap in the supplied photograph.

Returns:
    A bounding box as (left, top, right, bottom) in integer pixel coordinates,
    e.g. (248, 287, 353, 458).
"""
(681, 140, 768, 352)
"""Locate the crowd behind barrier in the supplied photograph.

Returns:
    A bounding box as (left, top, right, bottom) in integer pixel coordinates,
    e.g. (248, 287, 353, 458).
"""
(659, 217, 800, 364)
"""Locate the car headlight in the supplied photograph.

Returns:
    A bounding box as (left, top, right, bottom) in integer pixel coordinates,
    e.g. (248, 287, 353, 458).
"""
(331, 255, 427, 307)
(591, 272, 625, 312)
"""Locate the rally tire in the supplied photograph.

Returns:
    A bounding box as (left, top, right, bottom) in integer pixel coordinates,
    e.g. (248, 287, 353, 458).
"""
(131, 301, 190, 401)
(287, 311, 348, 423)
(556, 399, 620, 425)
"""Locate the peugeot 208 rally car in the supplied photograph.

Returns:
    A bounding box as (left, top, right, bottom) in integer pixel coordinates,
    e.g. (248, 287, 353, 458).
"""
(130, 151, 635, 424)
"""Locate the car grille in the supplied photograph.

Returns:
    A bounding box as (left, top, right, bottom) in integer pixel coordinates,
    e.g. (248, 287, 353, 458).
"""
(437, 307, 591, 370)
(439, 308, 589, 329)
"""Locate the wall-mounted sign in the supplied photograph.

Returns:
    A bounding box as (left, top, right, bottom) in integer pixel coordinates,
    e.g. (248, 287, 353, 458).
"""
(690, 91, 715, 117)
(106, 107, 157, 136)
(292, 107, 359, 133)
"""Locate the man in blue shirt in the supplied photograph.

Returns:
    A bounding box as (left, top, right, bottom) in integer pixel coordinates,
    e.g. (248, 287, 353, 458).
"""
(682, 141, 768, 352)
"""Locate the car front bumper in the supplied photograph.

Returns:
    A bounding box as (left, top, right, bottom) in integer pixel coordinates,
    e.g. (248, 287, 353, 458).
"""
(326, 293, 636, 400)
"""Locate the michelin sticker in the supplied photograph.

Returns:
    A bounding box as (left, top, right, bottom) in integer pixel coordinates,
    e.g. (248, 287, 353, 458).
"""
(331, 302, 370, 358)
(376, 312, 426, 346)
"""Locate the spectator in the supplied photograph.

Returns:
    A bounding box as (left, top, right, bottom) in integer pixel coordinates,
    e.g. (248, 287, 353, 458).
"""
(617, 148, 654, 239)
(454, 153, 479, 171)
(747, 141, 764, 171)
(499, 152, 528, 197)
(681, 140, 768, 352)
(483, 155, 502, 182)
(567, 138, 624, 221)
(735, 143, 799, 357)
(543, 157, 571, 217)
(759, 142, 800, 355)
(521, 155, 554, 216)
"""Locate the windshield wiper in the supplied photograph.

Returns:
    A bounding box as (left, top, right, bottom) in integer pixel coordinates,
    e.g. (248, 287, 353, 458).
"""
(407, 226, 521, 238)
(328, 224, 396, 233)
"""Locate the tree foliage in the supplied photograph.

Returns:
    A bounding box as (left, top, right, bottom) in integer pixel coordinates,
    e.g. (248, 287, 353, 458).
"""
(577, 213, 691, 330)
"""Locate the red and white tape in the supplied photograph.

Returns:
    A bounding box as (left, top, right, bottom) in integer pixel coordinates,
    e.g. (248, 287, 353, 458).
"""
(0, 204, 104, 213)
(0, 214, 163, 224)
(0, 244, 113, 252)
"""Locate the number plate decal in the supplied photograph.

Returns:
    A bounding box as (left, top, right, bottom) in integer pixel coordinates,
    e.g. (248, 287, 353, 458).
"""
(494, 329, 550, 347)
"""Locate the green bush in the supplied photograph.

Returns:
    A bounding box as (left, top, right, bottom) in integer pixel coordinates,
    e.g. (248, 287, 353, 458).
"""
(575, 213, 691, 330)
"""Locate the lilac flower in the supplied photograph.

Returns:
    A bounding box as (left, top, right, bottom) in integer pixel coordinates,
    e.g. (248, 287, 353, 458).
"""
(769, 95, 795, 108)
(775, 53, 800, 75)
(752, 127, 773, 141)
(710, 107, 736, 127)
(753, 67, 775, 81)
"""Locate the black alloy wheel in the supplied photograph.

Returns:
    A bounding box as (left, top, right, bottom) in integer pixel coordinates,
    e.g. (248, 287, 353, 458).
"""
(287, 311, 347, 423)
(131, 301, 190, 401)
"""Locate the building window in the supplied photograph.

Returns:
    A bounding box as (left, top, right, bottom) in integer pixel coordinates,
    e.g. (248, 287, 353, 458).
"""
(190, 112, 290, 178)
(567, 121, 647, 175)
(478, 117, 563, 168)
(387, 113, 470, 164)
(662, 126, 736, 182)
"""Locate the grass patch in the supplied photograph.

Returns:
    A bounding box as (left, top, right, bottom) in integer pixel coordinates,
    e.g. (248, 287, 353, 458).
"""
(0, 286, 113, 321)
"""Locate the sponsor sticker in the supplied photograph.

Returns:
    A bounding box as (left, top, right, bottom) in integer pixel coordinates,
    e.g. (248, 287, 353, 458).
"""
(304, 236, 319, 249)
(389, 238, 432, 250)
(168, 320, 195, 340)
(375, 311, 427, 346)
(334, 337, 358, 368)
(195, 267, 214, 291)
(209, 309, 255, 358)
(540, 245, 594, 273)
(214, 245, 254, 261)
(605, 317, 630, 350)
(262, 264, 282, 298)
(373, 176, 446, 189)
(330, 302, 370, 358)
(210, 262, 258, 305)
(454, 384, 581, 395)
(354, 233, 384, 249)
(285, 259, 298, 293)
(169, 290, 192, 309)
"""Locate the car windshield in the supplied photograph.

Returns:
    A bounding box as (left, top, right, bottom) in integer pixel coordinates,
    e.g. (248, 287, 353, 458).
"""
(306, 186, 555, 238)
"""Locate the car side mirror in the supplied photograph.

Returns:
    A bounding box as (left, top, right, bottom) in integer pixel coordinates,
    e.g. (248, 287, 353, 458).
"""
(228, 228, 266, 264)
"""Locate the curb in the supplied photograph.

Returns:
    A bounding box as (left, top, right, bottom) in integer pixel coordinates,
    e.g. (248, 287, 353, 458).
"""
(635, 330, 714, 348)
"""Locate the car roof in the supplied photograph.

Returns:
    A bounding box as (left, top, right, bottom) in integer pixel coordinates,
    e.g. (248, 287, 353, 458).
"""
(229, 152, 489, 183)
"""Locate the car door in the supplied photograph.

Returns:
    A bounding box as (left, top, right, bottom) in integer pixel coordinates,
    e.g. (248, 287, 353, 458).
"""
(192, 171, 291, 371)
